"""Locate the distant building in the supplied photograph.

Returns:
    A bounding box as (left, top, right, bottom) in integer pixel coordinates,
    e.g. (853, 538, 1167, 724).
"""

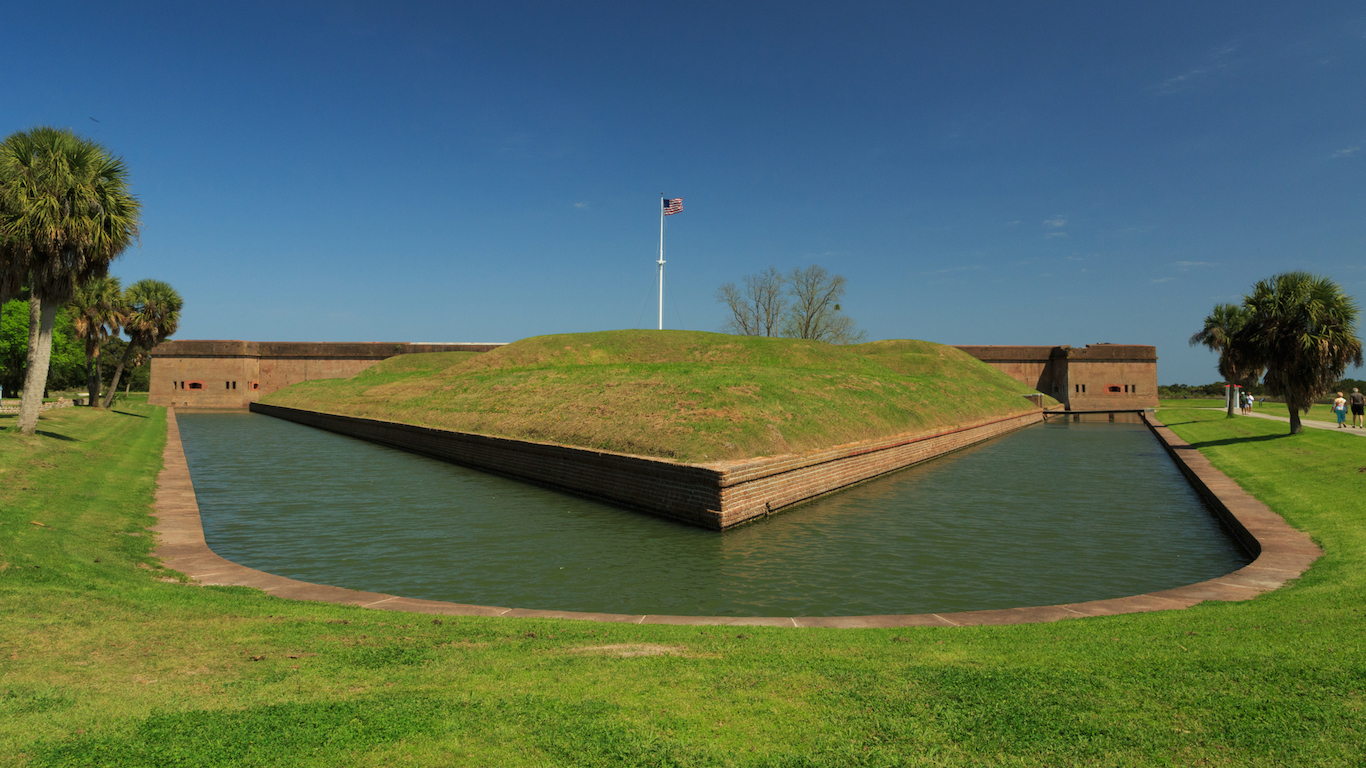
(148, 340, 503, 408)
(954, 344, 1158, 410)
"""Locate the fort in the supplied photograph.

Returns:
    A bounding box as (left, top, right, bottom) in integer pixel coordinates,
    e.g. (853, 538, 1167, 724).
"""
(149, 339, 1158, 411)
(147, 335, 1159, 529)
(953, 344, 1159, 410)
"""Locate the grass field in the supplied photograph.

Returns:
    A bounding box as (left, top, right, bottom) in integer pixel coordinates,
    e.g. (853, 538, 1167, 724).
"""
(1159, 397, 1363, 426)
(2, 401, 1363, 766)
(262, 330, 1053, 462)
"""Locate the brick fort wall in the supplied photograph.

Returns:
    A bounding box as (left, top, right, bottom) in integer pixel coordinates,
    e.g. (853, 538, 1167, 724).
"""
(149, 340, 504, 408)
(250, 402, 1044, 530)
(153, 339, 1159, 412)
(955, 344, 1158, 410)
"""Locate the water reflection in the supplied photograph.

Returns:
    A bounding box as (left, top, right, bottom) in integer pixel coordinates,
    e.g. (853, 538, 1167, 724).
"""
(177, 412, 1250, 616)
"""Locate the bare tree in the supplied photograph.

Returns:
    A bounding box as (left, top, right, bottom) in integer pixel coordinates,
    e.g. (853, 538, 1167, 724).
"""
(780, 265, 866, 344)
(716, 266, 787, 336)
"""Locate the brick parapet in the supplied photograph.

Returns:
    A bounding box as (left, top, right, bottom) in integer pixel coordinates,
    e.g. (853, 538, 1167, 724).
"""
(952, 345, 1061, 362)
(151, 340, 503, 359)
(149, 341, 505, 408)
(250, 403, 1042, 529)
(250, 402, 727, 527)
(1064, 344, 1157, 362)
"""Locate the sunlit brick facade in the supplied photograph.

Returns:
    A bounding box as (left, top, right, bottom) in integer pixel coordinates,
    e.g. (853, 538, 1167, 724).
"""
(149, 340, 503, 408)
(953, 344, 1158, 410)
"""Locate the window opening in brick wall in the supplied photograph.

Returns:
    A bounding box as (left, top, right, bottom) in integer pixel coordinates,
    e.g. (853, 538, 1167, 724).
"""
(251, 381, 259, 390)
(187, 381, 204, 390)
(1108, 385, 1122, 393)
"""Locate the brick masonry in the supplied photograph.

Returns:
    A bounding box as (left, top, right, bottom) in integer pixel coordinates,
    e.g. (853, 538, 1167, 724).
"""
(148, 340, 504, 409)
(152, 339, 1158, 412)
(151, 408, 1322, 627)
(956, 344, 1159, 410)
(249, 402, 1045, 530)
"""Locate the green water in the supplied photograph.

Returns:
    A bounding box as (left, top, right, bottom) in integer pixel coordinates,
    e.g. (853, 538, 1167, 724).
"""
(177, 412, 1250, 617)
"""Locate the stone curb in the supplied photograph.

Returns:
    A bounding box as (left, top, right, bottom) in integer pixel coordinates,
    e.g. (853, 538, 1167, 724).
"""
(150, 408, 1321, 628)
(0, 398, 74, 414)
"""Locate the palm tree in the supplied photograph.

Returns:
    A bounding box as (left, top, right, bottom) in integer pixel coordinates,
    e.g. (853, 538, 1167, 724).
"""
(0, 127, 140, 434)
(102, 279, 181, 408)
(69, 276, 124, 406)
(1239, 272, 1363, 434)
(1189, 302, 1262, 417)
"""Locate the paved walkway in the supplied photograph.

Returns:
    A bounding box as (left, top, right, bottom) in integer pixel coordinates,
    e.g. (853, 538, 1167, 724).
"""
(1205, 408, 1366, 436)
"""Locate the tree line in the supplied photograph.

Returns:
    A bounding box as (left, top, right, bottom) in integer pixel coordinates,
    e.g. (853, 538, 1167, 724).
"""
(1156, 379, 1366, 401)
(715, 265, 866, 344)
(1191, 271, 1363, 433)
(0, 296, 149, 396)
(1, 126, 181, 434)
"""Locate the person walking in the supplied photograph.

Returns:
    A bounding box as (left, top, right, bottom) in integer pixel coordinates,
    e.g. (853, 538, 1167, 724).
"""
(1332, 392, 1348, 428)
(1351, 388, 1365, 428)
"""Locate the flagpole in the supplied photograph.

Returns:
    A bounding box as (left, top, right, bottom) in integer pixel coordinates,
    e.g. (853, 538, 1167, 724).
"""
(658, 194, 665, 330)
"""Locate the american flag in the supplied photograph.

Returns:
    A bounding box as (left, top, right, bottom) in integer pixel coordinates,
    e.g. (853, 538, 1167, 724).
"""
(663, 198, 683, 215)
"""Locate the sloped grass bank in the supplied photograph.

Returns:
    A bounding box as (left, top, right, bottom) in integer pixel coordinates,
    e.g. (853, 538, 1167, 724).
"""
(1, 403, 1363, 766)
(262, 330, 1050, 462)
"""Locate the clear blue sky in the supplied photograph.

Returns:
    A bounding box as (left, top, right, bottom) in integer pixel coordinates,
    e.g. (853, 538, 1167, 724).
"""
(5, 2, 1364, 384)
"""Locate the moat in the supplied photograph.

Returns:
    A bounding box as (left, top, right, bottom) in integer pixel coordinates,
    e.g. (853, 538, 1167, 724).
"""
(176, 411, 1251, 617)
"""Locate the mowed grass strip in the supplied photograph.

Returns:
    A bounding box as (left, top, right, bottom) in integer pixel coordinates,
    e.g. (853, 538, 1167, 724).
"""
(1160, 396, 1363, 426)
(2, 402, 1363, 765)
(261, 330, 1052, 462)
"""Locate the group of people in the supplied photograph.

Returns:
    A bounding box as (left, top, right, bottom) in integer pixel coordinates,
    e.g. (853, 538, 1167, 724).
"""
(1238, 387, 1365, 429)
(1332, 388, 1366, 428)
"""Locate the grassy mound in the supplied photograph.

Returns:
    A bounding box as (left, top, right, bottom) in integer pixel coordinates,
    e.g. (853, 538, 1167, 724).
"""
(261, 330, 1053, 462)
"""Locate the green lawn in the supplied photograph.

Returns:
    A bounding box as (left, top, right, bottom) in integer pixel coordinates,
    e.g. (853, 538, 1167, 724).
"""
(1158, 398, 1225, 409)
(1159, 397, 1362, 425)
(263, 330, 1053, 462)
(1, 401, 1362, 766)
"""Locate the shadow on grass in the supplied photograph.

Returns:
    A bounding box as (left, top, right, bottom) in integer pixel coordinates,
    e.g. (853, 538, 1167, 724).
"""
(0, 416, 79, 441)
(111, 409, 148, 418)
(1186, 433, 1291, 449)
(35, 430, 80, 442)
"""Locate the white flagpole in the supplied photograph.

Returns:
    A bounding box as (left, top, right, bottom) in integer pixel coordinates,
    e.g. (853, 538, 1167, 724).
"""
(658, 195, 666, 330)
